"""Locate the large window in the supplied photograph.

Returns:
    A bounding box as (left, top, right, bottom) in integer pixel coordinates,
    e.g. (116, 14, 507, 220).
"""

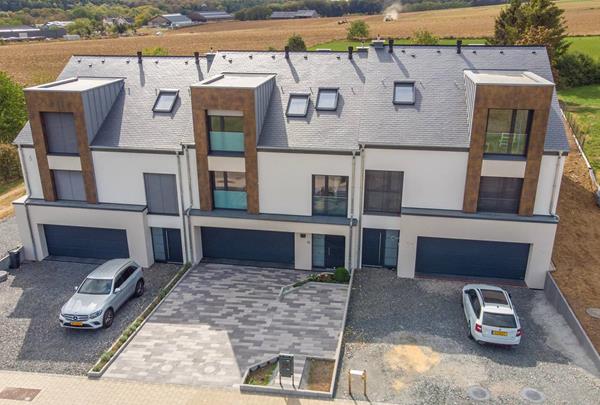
(208, 115, 245, 154)
(312, 175, 348, 216)
(484, 109, 532, 156)
(477, 176, 523, 214)
(364, 170, 404, 215)
(144, 173, 179, 215)
(212, 171, 247, 210)
(53, 170, 85, 201)
(43, 112, 79, 155)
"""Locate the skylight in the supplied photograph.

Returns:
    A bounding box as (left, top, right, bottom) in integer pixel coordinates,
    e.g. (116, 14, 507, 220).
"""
(286, 94, 310, 117)
(316, 88, 339, 111)
(153, 90, 179, 113)
(393, 82, 415, 105)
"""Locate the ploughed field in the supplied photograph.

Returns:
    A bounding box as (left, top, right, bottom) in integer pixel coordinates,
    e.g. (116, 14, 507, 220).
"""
(0, 0, 599, 86)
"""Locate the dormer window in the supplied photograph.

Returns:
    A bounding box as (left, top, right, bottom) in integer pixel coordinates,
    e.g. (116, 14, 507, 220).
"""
(153, 90, 179, 113)
(316, 88, 339, 111)
(286, 93, 310, 117)
(393, 82, 415, 105)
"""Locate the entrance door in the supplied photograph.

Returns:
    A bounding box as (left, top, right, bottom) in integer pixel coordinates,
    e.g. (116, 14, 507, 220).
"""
(362, 229, 399, 268)
(313, 234, 345, 269)
(151, 228, 183, 263)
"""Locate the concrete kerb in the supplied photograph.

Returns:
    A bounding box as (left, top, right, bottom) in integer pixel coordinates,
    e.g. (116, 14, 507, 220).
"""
(87, 262, 193, 378)
(544, 272, 600, 374)
(241, 268, 355, 399)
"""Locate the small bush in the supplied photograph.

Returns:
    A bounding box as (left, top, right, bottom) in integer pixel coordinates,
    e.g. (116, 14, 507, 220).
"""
(143, 47, 168, 56)
(412, 29, 439, 45)
(287, 34, 307, 51)
(0, 144, 21, 182)
(347, 20, 369, 41)
(556, 52, 600, 88)
(334, 267, 350, 283)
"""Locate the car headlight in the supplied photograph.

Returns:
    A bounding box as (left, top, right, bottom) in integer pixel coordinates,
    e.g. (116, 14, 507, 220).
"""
(89, 310, 103, 319)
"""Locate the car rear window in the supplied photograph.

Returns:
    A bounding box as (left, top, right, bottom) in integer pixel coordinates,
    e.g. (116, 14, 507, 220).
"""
(483, 312, 517, 328)
(79, 278, 112, 295)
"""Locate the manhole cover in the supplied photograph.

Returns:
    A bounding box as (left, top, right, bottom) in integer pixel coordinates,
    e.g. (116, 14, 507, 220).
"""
(467, 386, 491, 401)
(586, 308, 600, 319)
(0, 387, 41, 402)
(0, 270, 8, 283)
(521, 388, 545, 403)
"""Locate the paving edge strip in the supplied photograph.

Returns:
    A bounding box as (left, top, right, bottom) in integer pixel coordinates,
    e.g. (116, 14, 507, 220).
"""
(87, 262, 193, 378)
(239, 267, 355, 399)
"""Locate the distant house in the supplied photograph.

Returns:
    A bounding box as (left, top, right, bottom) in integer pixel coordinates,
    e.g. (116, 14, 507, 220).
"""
(270, 9, 319, 19)
(188, 11, 234, 23)
(147, 14, 193, 28)
(44, 21, 72, 29)
(103, 17, 134, 27)
(0, 24, 66, 41)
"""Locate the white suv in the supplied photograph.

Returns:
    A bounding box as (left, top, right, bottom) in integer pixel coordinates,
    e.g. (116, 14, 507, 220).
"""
(462, 284, 522, 346)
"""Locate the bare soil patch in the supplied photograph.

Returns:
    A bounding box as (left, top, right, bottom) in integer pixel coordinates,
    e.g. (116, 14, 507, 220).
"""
(306, 359, 334, 392)
(0, 184, 25, 221)
(245, 362, 276, 386)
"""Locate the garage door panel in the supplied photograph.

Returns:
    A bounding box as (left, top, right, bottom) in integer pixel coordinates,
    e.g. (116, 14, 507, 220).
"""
(415, 237, 529, 280)
(44, 225, 129, 260)
(201, 227, 294, 265)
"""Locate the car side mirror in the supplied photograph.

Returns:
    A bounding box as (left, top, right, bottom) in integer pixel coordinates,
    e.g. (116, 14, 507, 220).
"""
(114, 287, 121, 294)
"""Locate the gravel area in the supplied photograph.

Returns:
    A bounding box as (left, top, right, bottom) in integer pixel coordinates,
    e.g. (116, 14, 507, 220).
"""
(0, 259, 179, 375)
(336, 268, 600, 404)
(0, 217, 20, 257)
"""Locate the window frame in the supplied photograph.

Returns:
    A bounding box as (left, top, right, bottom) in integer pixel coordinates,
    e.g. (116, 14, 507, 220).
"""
(393, 81, 416, 105)
(207, 114, 245, 155)
(311, 174, 349, 217)
(477, 176, 523, 214)
(52, 169, 86, 202)
(143, 173, 180, 216)
(484, 108, 533, 157)
(152, 89, 179, 113)
(286, 93, 310, 117)
(315, 87, 339, 111)
(363, 170, 404, 216)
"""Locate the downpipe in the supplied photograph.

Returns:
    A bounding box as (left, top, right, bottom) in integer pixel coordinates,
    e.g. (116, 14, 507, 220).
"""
(549, 151, 565, 216)
(356, 144, 366, 269)
(183, 143, 195, 263)
(347, 150, 357, 270)
(176, 149, 189, 263)
(17, 145, 38, 260)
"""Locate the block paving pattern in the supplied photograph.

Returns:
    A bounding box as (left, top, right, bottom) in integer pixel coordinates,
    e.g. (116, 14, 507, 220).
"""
(104, 263, 348, 387)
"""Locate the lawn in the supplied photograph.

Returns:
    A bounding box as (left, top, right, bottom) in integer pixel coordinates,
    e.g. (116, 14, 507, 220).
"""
(558, 84, 600, 179)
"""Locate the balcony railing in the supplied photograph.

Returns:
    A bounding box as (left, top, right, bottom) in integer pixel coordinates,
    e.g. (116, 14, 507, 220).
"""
(484, 132, 528, 155)
(213, 190, 247, 210)
(312, 195, 347, 216)
(209, 131, 245, 154)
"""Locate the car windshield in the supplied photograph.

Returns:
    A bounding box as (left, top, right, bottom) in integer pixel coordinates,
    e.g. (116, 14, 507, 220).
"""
(483, 312, 517, 328)
(78, 278, 112, 295)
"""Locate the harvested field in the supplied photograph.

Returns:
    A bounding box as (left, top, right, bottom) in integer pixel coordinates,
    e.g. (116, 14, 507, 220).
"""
(0, 183, 25, 221)
(1, 0, 599, 85)
(552, 118, 600, 352)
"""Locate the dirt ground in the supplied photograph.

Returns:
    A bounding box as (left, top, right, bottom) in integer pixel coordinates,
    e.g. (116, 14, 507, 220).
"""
(0, 184, 25, 221)
(552, 120, 600, 352)
(306, 359, 334, 392)
(0, 0, 598, 85)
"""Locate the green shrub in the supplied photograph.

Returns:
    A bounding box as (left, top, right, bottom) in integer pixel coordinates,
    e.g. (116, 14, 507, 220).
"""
(0, 71, 27, 144)
(0, 144, 21, 182)
(556, 52, 600, 88)
(346, 20, 369, 41)
(334, 267, 350, 283)
(287, 34, 306, 51)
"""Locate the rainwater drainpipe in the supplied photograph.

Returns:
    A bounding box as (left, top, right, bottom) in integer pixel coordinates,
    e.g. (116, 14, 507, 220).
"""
(549, 151, 566, 215)
(356, 144, 366, 268)
(17, 145, 38, 260)
(183, 143, 195, 263)
(176, 149, 189, 263)
(347, 150, 357, 270)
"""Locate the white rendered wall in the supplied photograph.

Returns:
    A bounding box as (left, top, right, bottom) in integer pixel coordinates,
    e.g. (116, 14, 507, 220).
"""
(481, 159, 526, 178)
(363, 149, 468, 210)
(47, 155, 82, 171)
(534, 155, 564, 215)
(19, 147, 43, 199)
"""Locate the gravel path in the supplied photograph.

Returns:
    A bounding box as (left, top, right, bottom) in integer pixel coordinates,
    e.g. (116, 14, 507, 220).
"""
(0, 260, 179, 375)
(336, 268, 600, 404)
(0, 217, 20, 257)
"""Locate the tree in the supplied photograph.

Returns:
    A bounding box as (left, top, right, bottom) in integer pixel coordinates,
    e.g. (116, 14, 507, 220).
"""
(0, 71, 27, 145)
(287, 34, 306, 51)
(412, 29, 439, 45)
(347, 20, 369, 41)
(133, 6, 161, 28)
(66, 18, 95, 37)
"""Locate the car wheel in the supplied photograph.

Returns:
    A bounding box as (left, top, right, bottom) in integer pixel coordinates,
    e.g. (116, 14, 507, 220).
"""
(103, 308, 114, 329)
(135, 279, 145, 298)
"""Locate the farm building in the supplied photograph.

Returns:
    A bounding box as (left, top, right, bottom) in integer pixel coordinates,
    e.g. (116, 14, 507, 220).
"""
(103, 17, 134, 27)
(188, 11, 234, 22)
(270, 9, 319, 19)
(0, 25, 66, 41)
(147, 14, 193, 28)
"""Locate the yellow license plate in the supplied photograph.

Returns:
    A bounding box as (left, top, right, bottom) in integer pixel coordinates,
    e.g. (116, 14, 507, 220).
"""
(492, 330, 508, 336)
(70, 322, 83, 327)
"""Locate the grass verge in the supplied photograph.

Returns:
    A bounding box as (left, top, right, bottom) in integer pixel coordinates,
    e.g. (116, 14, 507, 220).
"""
(90, 262, 192, 373)
(245, 362, 277, 385)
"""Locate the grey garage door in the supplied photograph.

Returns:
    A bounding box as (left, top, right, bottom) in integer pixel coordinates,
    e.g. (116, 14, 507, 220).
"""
(415, 237, 530, 280)
(44, 225, 129, 260)
(201, 227, 294, 265)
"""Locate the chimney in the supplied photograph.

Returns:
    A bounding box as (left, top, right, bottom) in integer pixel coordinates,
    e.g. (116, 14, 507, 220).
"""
(388, 38, 394, 53)
(137, 51, 142, 64)
(194, 51, 200, 64)
(456, 40, 462, 54)
(348, 46, 353, 60)
(284, 46, 290, 59)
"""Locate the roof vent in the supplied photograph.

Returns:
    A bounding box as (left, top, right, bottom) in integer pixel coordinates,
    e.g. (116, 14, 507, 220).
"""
(371, 39, 385, 49)
(194, 51, 200, 64)
(285, 46, 290, 59)
(456, 40, 462, 54)
(356, 47, 369, 53)
(137, 51, 142, 64)
(388, 38, 394, 53)
(348, 46, 353, 60)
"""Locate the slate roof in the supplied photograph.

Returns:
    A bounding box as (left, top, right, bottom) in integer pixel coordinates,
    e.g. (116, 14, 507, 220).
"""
(13, 45, 569, 153)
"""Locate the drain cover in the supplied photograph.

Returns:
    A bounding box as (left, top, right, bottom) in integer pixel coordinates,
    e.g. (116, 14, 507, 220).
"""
(0, 270, 7, 283)
(521, 388, 545, 403)
(0, 387, 41, 402)
(586, 308, 600, 319)
(467, 386, 491, 401)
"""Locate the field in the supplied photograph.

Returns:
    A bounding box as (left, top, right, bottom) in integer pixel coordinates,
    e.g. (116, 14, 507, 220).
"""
(0, 0, 599, 85)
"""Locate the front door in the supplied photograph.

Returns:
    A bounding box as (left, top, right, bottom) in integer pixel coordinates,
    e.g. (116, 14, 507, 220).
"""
(312, 234, 345, 269)
(361, 229, 399, 268)
(151, 228, 183, 263)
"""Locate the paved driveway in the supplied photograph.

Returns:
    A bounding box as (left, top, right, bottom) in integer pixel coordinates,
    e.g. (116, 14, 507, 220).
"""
(0, 217, 20, 257)
(0, 260, 178, 375)
(337, 268, 600, 403)
(104, 263, 348, 387)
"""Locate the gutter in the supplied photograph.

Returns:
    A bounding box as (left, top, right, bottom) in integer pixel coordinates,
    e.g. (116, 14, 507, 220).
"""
(17, 145, 38, 260)
(176, 149, 189, 263)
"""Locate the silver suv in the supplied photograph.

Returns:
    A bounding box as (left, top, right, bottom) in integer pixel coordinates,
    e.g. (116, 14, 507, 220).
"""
(59, 258, 145, 329)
